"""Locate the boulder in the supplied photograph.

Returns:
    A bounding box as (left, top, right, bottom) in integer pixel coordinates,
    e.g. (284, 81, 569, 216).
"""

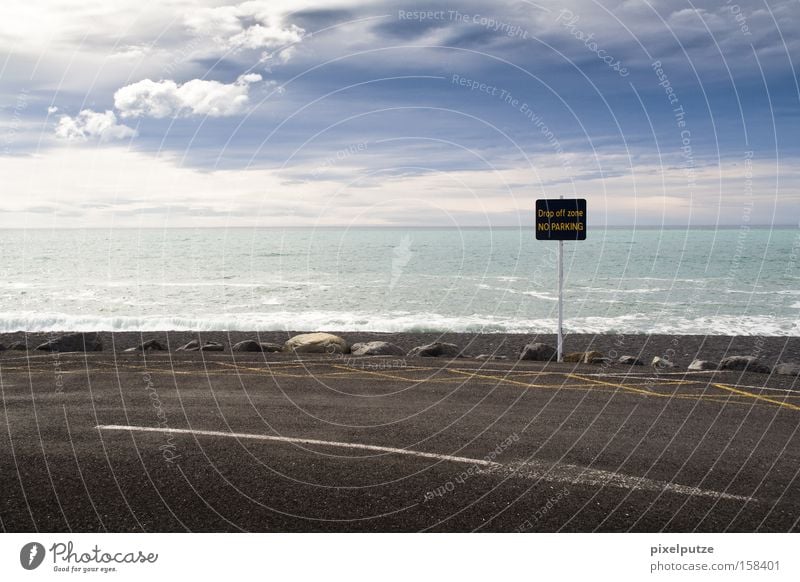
(8, 341, 28, 351)
(618, 355, 644, 366)
(350, 341, 405, 357)
(651, 356, 675, 369)
(407, 342, 461, 358)
(519, 342, 556, 361)
(284, 332, 349, 354)
(232, 340, 283, 353)
(564, 350, 603, 364)
(177, 340, 200, 351)
(688, 359, 716, 371)
(718, 355, 770, 374)
(232, 340, 264, 352)
(124, 339, 164, 353)
(775, 362, 800, 376)
(199, 341, 224, 352)
(475, 354, 508, 360)
(260, 343, 283, 353)
(177, 340, 224, 352)
(36, 332, 102, 353)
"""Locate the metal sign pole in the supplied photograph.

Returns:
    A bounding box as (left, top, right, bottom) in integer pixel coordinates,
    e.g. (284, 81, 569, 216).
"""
(557, 235, 564, 363)
(557, 195, 565, 362)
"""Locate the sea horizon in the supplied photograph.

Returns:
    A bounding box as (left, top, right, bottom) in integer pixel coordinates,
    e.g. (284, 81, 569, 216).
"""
(1, 224, 797, 230)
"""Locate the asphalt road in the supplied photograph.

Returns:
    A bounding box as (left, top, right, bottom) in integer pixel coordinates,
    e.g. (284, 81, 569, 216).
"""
(1, 351, 798, 532)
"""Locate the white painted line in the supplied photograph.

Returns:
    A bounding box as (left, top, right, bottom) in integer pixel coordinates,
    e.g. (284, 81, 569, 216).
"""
(95, 424, 500, 467)
(485, 461, 754, 502)
(96, 424, 754, 502)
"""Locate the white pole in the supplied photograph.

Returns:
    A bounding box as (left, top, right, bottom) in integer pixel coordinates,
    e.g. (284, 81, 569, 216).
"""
(557, 195, 564, 362)
(557, 238, 564, 362)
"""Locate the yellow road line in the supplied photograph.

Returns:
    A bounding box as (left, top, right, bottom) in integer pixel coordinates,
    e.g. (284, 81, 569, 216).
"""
(330, 364, 423, 383)
(562, 375, 789, 408)
(446, 369, 720, 401)
(624, 378, 696, 386)
(214, 361, 305, 373)
(713, 383, 800, 412)
(565, 373, 660, 397)
(446, 368, 567, 390)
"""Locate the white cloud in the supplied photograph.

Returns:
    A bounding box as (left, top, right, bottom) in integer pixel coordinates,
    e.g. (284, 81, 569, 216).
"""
(186, 1, 305, 53)
(114, 73, 263, 118)
(47, 106, 58, 114)
(54, 109, 137, 141)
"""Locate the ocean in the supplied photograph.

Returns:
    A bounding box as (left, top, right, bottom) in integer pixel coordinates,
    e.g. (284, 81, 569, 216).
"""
(0, 227, 798, 336)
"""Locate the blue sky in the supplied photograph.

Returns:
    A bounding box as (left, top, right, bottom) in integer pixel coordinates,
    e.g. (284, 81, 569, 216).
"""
(1, 0, 798, 227)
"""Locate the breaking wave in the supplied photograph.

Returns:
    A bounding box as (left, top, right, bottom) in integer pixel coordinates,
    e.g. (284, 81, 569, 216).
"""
(0, 311, 795, 336)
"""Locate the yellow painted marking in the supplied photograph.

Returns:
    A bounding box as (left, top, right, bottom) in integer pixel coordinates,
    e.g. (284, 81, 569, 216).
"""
(713, 383, 800, 412)
(446, 368, 565, 390)
(497, 380, 625, 389)
(457, 369, 551, 378)
(630, 378, 696, 386)
(214, 361, 306, 373)
(565, 373, 659, 397)
(330, 364, 424, 383)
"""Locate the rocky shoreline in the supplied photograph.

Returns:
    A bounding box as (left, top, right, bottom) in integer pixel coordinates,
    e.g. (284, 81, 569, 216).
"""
(2, 330, 799, 376)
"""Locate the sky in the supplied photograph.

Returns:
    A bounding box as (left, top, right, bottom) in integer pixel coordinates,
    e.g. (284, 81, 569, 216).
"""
(0, 0, 798, 228)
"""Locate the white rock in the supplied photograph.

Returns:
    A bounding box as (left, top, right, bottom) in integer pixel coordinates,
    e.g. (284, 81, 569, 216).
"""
(284, 332, 349, 354)
(651, 356, 675, 369)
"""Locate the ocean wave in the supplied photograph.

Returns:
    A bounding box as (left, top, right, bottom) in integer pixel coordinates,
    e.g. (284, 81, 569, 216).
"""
(576, 287, 667, 294)
(477, 284, 557, 301)
(726, 289, 800, 296)
(519, 291, 557, 301)
(626, 277, 709, 283)
(260, 297, 284, 305)
(0, 311, 795, 336)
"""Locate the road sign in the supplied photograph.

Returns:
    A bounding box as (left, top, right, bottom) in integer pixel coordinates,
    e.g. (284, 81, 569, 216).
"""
(535, 198, 587, 362)
(535, 198, 587, 240)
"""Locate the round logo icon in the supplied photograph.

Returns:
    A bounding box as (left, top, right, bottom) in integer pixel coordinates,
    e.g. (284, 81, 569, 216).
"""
(20, 542, 46, 570)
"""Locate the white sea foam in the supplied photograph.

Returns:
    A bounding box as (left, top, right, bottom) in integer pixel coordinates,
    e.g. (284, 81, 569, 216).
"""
(260, 297, 284, 305)
(0, 311, 795, 336)
(476, 284, 556, 301)
(627, 277, 708, 284)
(578, 287, 667, 294)
(520, 291, 557, 301)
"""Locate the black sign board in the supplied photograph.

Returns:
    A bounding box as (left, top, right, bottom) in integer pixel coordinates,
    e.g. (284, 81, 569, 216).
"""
(535, 198, 587, 240)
